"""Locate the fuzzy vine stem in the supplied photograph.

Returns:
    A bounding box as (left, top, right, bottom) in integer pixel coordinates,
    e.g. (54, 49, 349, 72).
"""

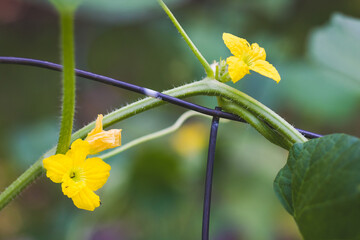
(0, 7, 78, 210)
(0, 77, 307, 211)
(71, 78, 307, 145)
(56, 9, 76, 154)
(157, 0, 214, 78)
(0, 160, 44, 210)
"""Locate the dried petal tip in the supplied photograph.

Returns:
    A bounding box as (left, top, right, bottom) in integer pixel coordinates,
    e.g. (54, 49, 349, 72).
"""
(85, 114, 122, 154)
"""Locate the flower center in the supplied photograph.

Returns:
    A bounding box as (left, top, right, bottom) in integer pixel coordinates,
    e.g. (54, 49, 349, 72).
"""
(242, 52, 254, 67)
(69, 168, 84, 182)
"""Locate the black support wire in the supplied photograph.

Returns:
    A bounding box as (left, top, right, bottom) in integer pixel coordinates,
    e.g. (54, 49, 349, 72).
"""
(202, 107, 221, 240)
(0, 56, 323, 139)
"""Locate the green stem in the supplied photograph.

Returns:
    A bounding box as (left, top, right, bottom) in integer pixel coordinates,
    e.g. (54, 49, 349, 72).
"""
(218, 97, 293, 149)
(56, 10, 76, 154)
(71, 79, 209, 140)
(207, 80, 308, 144)
(0, 9, 77, 211)
(72, 78, 307, 145)
(158, 0, 214, 78)
(0, 78, 306, 211)
(0, 160, 43, 210)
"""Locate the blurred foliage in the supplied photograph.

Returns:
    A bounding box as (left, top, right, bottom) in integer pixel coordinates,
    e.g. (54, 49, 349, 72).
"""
(0, 0, 359, 239)
(277, 13, 360, 124)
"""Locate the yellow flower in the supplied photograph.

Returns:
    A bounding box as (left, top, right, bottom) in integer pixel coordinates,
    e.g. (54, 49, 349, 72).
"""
(85, 114, 122, 155)
(223, 33, 281, 83)
(171, 123, 208, 157)
(43, 139, 111, 211)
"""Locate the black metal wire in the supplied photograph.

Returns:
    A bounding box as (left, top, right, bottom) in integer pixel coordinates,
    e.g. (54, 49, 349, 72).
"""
(202, 107, 221, 240)
(0, 56, 322, 139)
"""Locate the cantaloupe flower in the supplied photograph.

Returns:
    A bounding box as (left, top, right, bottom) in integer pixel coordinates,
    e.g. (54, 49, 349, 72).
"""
(171, 123, 208, 157)
(43, 139, 111, 211)
(43, 114, 122, 211)
(223, 33, 281, 83)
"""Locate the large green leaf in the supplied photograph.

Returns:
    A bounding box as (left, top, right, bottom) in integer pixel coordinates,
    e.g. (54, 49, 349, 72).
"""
(273, 164, 293, 215)
(274, 134, 360, 239)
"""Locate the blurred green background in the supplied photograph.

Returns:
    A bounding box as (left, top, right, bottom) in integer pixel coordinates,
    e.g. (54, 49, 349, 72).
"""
(0, 0, 359, 239)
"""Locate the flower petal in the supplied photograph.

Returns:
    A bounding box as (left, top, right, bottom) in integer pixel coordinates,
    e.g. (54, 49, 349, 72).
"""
(66, 139, 90, 166)
(88, 114, 103, 136)
(85, 115, 122, 155)
(226, 56, 250, 83)
(223, 33, 250, 57)
(249, 60, 281, 83)
(83, 157, 111, 191)
(61, 175, 87, 198)
(86, 129, 122, 155)
(71, 187, 100, 211)
(43, 154, 72, 183)
(250, 43, 266, 61)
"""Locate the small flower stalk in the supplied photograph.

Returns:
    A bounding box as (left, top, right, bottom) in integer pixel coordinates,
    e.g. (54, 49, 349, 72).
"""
(212, 59, 231, 83)
(222, 33, 281, 83)
(42, 114, 122, 211)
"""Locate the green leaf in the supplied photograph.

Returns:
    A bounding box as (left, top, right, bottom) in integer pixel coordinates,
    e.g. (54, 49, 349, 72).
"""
(274, 134, 360, 239)
(273, 164, 293, 215)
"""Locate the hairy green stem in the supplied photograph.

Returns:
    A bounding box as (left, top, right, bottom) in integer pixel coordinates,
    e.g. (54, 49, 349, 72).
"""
(0, 161, 43, 210)
(72, 78, 307, 144)
(56, 10, 76, 154)
(157, 0, 214, 78)
(208, 80, 307, 144)
(0, 78, 306, 211)
(0, 8, 77, 211)
(218, 97, 293, 149)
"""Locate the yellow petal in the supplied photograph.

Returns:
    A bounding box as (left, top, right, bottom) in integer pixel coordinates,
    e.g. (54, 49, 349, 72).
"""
(226, 56, 250, 83)
(85, 129, 122, 155)
(66, 139, 90, 166)
(71, 187, 100, 211)
(43, 154, 72, 183)
(223, 33, 250, 57)
(61, 175, 86, 198)
(85, 115, 122, 154)
(250, 43, 266, 61)
(88, 114, 104, 136)
(83, 157, 111, 191)
(249, 60, 281, 83)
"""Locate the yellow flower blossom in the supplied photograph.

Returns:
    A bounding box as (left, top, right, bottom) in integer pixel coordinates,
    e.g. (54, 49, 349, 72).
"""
(171, 123, 208, 157)
(223, 33, 281, 83)
(43, 139, 111, 211)
(85, 114, 122, 155)
(42, 114, 121, 211)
